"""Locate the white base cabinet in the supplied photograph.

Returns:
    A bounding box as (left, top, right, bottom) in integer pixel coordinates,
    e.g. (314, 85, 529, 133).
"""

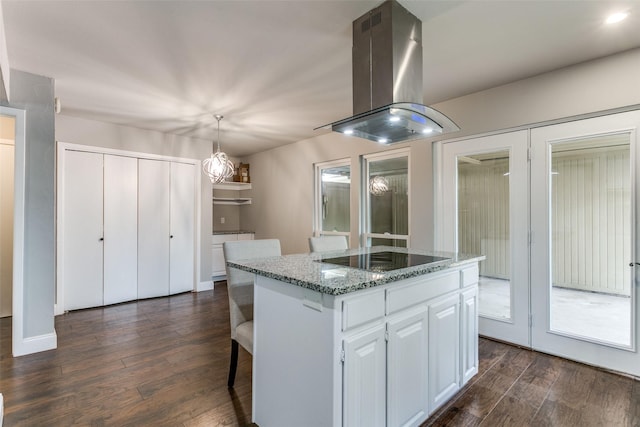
(211, 233, 254, 279)
(253, 263, 480, 427)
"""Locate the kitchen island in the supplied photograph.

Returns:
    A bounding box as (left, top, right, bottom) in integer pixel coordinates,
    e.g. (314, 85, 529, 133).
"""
(227, 246, 483, 427)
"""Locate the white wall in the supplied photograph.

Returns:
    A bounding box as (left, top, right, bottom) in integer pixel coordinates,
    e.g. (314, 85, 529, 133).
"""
(55, 114, 220, 283)
(0, 1, 10, 101)
(241, 48, 640, 255)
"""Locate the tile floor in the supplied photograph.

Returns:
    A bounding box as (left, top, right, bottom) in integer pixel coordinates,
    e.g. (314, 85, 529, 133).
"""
(479, 277, 632, 346)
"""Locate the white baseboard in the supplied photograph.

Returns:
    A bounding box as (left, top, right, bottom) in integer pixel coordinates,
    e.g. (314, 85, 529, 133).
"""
(197, 280, 214, 292)
(13, 331, 57, 357)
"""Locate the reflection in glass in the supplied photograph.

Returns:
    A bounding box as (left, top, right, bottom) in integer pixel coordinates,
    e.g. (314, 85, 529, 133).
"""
(369, 157, 408, 239)
(458, 151, 511, 320)
(550, 133, 632, 346)
(321, 165, 350, 233)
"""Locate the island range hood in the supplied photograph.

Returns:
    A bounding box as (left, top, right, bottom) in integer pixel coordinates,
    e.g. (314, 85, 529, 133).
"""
(317, 0, 459, 144)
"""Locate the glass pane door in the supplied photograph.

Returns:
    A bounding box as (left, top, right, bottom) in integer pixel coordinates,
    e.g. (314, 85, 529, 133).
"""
(531, 110, 640, 377)
(440, 131, 529, 346)
(315, 160, 351, 239)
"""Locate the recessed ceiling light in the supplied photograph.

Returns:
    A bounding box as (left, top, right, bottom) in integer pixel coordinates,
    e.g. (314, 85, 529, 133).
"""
(605, 12, 629, 24)
(389, 116, 401, 122)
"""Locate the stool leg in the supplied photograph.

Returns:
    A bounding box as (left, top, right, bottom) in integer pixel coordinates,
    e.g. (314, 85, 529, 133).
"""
(228, 339, 239, 388)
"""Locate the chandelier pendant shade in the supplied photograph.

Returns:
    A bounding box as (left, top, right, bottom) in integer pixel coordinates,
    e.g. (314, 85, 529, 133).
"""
(203, 114, 235, 184)
(369, 175, 389, 196)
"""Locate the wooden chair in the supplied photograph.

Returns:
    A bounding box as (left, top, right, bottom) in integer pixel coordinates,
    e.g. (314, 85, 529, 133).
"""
(223, 238, 281, 388)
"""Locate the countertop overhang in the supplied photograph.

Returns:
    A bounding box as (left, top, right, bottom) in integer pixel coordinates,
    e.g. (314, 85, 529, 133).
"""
(227, 246, 484, 296)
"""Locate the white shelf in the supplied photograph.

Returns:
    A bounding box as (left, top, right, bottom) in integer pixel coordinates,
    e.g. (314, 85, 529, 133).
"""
(212, 182, 252, 191)
(213, 197, 252, 206)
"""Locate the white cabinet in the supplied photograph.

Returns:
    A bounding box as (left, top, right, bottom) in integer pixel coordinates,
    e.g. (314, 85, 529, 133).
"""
(138, 159, 171, 299)
(343, 324, 387, 427)
(59, 146, 198, 312)
(252, 264, 480, 427)
(387, 306, 429, 427)
(169, 162, 196, 294)
(428, 293, 460, 412)
(211, 233, 254, 278)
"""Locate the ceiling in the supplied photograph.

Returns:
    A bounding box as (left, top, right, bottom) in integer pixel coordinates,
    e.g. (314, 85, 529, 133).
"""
(3, 0, 640, 157)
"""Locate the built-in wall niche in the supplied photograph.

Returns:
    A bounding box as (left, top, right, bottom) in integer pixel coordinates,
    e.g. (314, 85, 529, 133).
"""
(212, 182, 252, 205)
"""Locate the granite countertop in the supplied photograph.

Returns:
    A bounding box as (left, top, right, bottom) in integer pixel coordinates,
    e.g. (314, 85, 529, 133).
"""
(227, 246, 484, 296)
(212, 230, 255, 235)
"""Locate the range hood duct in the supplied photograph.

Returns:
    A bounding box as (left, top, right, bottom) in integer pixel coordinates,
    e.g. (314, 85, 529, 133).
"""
(318, 0, 459, 144)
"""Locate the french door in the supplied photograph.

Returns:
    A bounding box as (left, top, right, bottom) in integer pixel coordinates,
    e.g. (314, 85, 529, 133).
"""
(440, 131, 530, 346)
(531, 110, 640, 376)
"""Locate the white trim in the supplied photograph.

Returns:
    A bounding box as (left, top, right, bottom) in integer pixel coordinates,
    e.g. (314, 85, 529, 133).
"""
(56, 142, 202, 315)
(361, 147, 411, 247)
(313, 158, 352, 239)
(12, 331, 58, 357)
(0, 106, 32, 357)
(197, 280, 214, 292)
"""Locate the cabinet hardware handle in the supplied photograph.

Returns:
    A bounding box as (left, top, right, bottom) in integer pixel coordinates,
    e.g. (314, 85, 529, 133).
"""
(170, 235, 174, 238)
(99, 237, 104, 241)
(629, 262, 640, 267)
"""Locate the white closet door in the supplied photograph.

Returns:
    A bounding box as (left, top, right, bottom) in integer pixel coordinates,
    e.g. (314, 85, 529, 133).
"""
(64, 151, 104, 310)
(138, 159, 170, 298)
(103, 155, 138, 305)
(0, 143, 14, 317)
(169, 162, 195, 294)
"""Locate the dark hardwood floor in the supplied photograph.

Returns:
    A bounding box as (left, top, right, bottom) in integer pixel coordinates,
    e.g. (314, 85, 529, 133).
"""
(0, 283, 638, 426)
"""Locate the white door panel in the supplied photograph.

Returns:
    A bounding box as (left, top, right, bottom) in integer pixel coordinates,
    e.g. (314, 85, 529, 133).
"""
(138, 159, 170, 299)
(440, 131, 530, 346)
(531, 110, 640, 377)
(103, 155, 138, 305)
(0, 144, 14, 317)
(64, 151, 104, 310)
(169, 162, 195, 294)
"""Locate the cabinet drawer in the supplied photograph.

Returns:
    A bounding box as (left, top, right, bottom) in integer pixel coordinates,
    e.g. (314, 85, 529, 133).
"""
(461, 265, 479, 288)
(387, 272, 458, 315)
(342, 291, 385, 331)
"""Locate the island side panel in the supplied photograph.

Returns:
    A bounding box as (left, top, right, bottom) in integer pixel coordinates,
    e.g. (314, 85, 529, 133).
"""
(253, 275, 342, 427)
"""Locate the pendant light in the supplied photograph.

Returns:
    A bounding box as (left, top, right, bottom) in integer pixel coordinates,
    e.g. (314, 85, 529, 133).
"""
(369, 175, 389, 196)
(203, 114, 235, 184)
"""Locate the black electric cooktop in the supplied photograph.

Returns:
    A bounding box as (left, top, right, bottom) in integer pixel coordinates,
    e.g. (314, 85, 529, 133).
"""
(317, 251, 450, 273)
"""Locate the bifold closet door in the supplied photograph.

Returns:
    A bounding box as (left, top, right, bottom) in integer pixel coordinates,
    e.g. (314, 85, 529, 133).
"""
(138, 159, 170, 298)
(169, 162, 195, 294)
(103, 155, 138, 305)
(64, 151, 104, 310)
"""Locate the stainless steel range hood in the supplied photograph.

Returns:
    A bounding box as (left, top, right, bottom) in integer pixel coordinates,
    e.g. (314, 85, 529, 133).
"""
(317, 0, 459, 144)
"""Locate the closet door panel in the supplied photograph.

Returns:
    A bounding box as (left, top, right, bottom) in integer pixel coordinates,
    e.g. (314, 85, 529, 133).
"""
(64, 151, 104, 310)
(138, 159, 170, 298)
(169, 162, 195, 294)
(103, 155, 138, 305)
(0, 144, 15, 317)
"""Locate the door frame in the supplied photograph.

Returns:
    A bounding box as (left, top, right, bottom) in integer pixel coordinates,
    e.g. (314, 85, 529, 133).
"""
(530, 110, 640, 376)
(56, 142, 202, 315)
(0, 106, 27, 356)
(435, 130, 530, 347)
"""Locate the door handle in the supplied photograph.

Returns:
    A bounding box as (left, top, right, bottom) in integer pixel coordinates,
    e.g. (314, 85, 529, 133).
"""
(99, 237, 104, 241)
(629, 262, 640, 267)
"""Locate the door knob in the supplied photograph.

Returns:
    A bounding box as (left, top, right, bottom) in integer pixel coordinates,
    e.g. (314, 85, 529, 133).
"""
(170, 235, 174, 239)
(99, 237, 104, 241)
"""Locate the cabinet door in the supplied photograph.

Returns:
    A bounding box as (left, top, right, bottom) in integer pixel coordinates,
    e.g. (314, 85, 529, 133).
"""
(387, 306, 429, 427)
(428, 293, 460, 412)
(169, 162, 195, 294)
(237, 233, 254, 241)
(63, 151, 104, 310)
(461, 286, 479, 385)
(211, 244, 226, 276)
(138, 159, 170, 298)
(343, 325, 386, 427)
(103, 155, 138, 305)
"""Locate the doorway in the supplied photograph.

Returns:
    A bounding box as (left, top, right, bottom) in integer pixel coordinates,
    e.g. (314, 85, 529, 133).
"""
(0, 114, 15, 318)
(438, 110, 640, 377)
